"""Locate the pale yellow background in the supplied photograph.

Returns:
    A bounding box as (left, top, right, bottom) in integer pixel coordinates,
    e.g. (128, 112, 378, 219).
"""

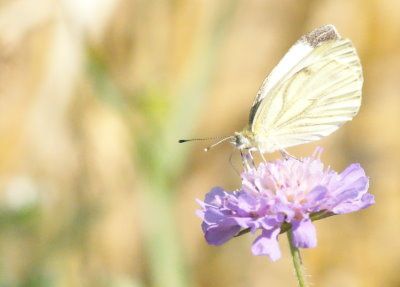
(0, 1, 398, 286)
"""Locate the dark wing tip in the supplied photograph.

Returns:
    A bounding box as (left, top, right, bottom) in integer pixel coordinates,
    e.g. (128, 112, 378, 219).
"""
(302, 24, 340, 47)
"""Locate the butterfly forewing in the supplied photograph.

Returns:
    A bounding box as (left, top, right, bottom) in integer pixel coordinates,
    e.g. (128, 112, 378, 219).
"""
(249, 26, 362, 153)
(250, 25, 340, 118)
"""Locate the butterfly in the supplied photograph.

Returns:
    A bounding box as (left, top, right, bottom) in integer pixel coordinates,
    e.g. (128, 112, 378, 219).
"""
(180, 25, 363, 155)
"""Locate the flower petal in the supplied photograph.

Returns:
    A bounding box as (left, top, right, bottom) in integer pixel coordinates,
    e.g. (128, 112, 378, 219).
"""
(251, 228, 281, 261)
(330, 181, 369, 213)
(340, 163, 366, 180)
(291, 219, 317, 248)
(332, 192, 375, 214)
(361, 193, 375, 207)
(304, 186, 328, 211)
(204, 187, 226, 206)
(203, 208, 227, 224)
(237, 192, 258, 212)
(307, 186, 328, 203)
(331, 164, 368, 194)
(259, 214, 284, 230)
(204, 219, 241, 245)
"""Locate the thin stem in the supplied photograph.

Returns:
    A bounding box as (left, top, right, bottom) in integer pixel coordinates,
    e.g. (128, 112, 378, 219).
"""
(287, 231, 309, 287)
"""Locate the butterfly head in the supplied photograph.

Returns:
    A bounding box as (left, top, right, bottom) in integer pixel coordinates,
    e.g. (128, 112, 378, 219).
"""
(232, 130, 255, 150)
(179, 129, 256, 152)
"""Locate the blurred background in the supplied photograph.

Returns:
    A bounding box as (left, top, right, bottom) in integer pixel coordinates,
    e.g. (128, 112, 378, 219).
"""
(0, 0, 399, 286)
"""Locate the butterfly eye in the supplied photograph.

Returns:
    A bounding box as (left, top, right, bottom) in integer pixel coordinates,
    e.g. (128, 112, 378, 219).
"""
(232, 133, 249, 149)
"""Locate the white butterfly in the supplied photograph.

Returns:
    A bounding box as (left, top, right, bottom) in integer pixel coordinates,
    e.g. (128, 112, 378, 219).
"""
(234, 24, 362, 153)
(181, 25, 363, 155)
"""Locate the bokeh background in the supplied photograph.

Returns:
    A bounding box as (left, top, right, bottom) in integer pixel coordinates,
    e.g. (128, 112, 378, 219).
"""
(0, 0, 399, 286)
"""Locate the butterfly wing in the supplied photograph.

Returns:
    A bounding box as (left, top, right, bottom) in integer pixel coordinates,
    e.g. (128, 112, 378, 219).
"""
(250, 25, 363, 153)
(249, 25, 341, 123)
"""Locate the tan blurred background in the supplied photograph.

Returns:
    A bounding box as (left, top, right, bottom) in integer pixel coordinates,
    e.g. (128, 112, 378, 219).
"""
(0, 0, 398, 286)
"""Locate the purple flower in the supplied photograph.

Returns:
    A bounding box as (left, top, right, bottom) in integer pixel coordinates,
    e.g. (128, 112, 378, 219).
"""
(197, 148, 374, 261)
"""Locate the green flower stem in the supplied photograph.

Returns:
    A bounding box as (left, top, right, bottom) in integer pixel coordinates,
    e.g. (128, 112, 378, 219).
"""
(287, 230, 309, 287)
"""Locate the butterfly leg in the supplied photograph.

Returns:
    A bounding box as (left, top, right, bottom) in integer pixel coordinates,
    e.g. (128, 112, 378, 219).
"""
(259, 150, 267, 163)
(280, 149, 300, 161)
(249, 150, 256, 167)
(240, 150, 255, 171)
(280, 150, 290, 160)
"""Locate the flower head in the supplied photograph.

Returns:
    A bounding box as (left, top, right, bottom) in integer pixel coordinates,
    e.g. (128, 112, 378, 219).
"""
(197, 148, 374, 261)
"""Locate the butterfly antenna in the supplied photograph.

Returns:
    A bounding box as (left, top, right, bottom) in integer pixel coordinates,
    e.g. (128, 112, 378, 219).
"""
(178, 136, 234, 152)
(178, 137, 219, 143)
(204, 136, 234, 152)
